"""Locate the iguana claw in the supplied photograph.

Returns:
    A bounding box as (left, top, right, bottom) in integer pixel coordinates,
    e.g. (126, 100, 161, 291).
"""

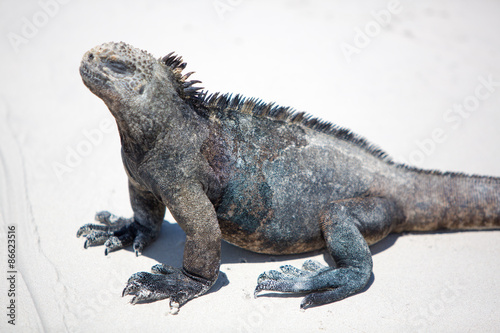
(121, 265, 213, 314)
(76, 211, 157, 255)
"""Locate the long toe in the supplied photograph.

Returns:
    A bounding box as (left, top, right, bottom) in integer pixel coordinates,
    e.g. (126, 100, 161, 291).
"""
(83, 230, 112, 248)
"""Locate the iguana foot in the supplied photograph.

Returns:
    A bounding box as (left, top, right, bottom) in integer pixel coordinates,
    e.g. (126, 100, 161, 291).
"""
(254, 259, 369, 309)
(122, 264, 213, 314)
(254, 259, 327, 298)
(76, 211, 158, 256)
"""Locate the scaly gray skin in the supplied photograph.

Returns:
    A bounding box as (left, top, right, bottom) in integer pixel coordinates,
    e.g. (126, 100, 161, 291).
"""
(77, 42, 500, 313)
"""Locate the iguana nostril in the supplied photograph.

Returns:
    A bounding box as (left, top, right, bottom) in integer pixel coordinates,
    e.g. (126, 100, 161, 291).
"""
(88, 53, 94, 61)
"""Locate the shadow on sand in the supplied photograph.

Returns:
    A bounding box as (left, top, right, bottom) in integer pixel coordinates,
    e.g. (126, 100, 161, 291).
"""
(121, 219, 421, 295)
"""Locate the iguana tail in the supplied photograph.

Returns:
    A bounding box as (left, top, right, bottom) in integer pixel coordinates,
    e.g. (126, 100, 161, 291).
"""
(391, 168, 500, 233)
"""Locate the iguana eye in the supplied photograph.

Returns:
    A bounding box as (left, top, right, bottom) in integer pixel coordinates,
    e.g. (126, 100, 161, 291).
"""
(106, 60, 130, 74)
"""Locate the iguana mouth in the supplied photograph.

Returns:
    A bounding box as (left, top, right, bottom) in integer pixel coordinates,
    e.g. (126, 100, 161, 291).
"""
(80, 62, 110, 88)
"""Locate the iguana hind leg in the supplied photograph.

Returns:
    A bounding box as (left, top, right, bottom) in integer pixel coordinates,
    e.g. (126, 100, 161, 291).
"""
(255, 197, 402, 309)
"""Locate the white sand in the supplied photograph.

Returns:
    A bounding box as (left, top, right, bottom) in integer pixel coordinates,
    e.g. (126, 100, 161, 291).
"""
(1, 1, 499, 332)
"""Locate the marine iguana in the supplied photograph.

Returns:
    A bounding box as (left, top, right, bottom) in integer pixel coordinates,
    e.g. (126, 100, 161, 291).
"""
(77, 41, 500, 313)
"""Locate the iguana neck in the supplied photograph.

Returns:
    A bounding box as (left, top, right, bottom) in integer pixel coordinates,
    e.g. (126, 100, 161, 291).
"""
(114, 107, 158, 159)
(109, 93, 204, 161)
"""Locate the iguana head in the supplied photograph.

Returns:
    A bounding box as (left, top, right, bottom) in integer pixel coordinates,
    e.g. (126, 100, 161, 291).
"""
(80, 42, 157, 109)
(80, 42, 204, 113)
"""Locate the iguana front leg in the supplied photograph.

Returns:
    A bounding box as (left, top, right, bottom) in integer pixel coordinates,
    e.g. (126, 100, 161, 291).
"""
(255, 197, 401, 309)
(77, 180, 165, 255)
(122, 181, 221, 313)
